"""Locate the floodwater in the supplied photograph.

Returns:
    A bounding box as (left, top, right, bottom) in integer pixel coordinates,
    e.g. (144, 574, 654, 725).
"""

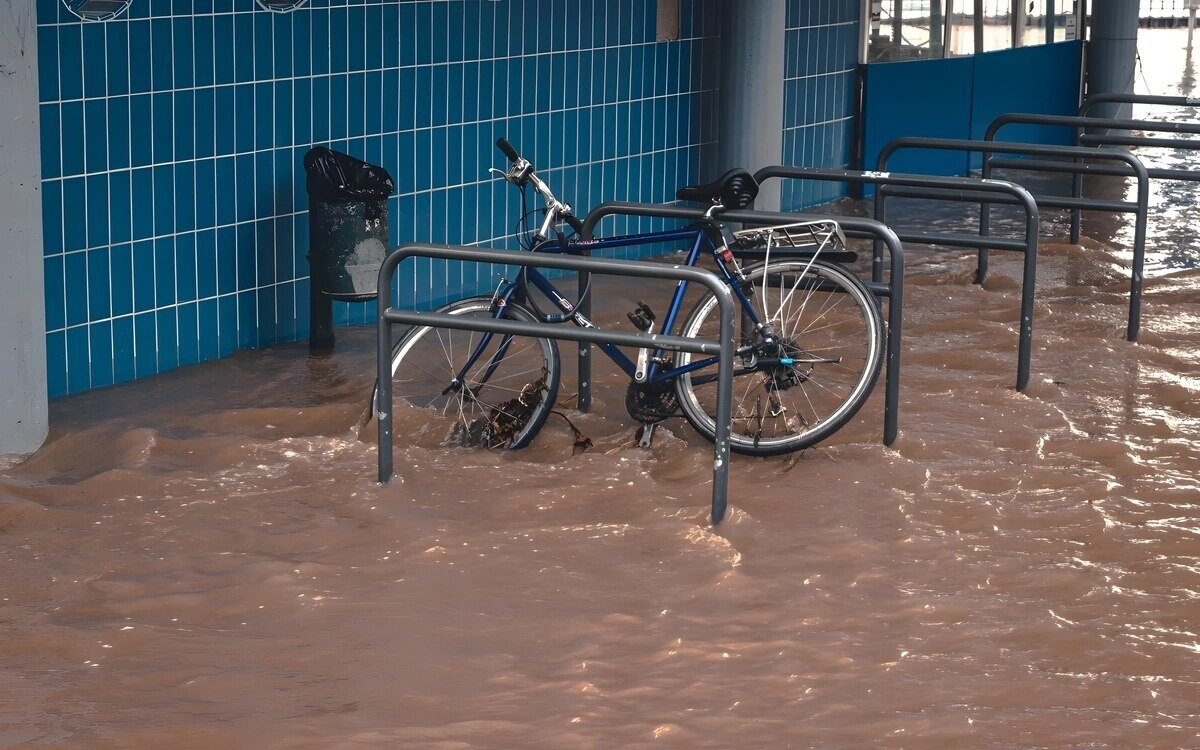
(4, 29, 1200, 750)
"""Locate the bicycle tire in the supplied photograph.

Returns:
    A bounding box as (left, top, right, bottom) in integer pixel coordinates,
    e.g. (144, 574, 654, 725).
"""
(675, 259, 884, 456)
(374, 297, 560, 450)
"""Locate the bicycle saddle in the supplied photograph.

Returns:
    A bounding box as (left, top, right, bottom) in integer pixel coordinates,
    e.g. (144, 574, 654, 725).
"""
(676, 169, 760, 209)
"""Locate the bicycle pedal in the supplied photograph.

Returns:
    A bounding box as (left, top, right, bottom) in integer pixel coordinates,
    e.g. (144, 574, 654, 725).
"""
(626, 300, 657, 332)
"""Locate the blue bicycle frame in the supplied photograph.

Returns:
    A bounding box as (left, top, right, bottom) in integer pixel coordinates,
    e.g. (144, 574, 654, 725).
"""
(472, 223, 767, 388)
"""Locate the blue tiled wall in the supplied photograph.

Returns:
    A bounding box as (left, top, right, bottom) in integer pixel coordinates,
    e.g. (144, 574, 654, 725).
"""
(781, 0, 861, 209)
(38, 0, 858, 397)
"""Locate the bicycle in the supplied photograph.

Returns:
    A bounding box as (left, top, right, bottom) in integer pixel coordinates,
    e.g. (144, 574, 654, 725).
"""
(375, 139, 885, 456)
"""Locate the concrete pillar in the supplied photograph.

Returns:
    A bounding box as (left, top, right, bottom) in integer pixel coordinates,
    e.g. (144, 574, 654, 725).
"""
(1087, 0, 1140, 121)
(717, 0, 786, 212)
(0, 0, 49, 457)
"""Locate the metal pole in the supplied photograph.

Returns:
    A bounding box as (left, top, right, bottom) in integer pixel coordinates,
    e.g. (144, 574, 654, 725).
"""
(974, 0, 985, 53)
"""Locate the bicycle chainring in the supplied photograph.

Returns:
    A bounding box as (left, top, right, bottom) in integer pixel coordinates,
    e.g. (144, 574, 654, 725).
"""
(624, 380, 679, 424)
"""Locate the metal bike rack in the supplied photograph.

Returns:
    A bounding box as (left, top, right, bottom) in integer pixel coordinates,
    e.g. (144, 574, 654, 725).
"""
(753, 166, 1039, 391)
(878, 137, 1151, 341)
(578, 203, 906, 447)
(376, 243, 738, 525)
(986, 109, 1200, 242)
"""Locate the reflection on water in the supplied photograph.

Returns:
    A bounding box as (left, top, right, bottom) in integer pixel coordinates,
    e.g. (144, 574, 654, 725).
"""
(3, 26, 1200, 750)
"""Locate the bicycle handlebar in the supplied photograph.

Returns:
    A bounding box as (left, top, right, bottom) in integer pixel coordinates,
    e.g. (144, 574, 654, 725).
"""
(496, 137, 520, 163)
(495, 137, 583, 238)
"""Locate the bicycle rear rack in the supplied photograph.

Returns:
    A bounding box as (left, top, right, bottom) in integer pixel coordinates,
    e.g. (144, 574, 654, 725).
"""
(376, 243, 738, 525)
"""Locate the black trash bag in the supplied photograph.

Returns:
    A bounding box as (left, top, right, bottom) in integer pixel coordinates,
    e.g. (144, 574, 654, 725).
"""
(303, 147, 394, 301)
(303, 146, 394, 203)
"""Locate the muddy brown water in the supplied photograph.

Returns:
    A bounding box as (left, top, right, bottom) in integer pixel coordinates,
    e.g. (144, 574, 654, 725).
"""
(5, 30, 1200, 749)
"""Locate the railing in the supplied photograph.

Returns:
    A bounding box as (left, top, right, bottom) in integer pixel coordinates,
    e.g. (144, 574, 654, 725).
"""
(376, 243, 738, 525)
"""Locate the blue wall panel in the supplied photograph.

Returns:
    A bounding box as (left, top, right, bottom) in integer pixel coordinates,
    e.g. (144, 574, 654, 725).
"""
(862, 55, 975, 175)
(970, 40, 1084, 147)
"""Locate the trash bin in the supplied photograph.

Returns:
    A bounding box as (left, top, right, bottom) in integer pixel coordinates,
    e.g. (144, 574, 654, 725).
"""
(303, 146, 394, 301)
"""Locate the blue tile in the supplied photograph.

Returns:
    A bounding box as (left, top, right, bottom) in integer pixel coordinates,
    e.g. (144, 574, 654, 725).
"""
(173, 91, 195, 162)
(348, 73, 366, 137)
(294, 78, 312, 146)
(329, 75, 348, 140)
(84, 100, 108, 175)
(254, 218, 275, 286)
(194, 88, 214, 159)
(276, 283, 297, 341)
(218, 293, 237, 356)
(129, 21, 152, 94)
(106, 98, 130, 171)
(397, 2, 416, 67)
(274, 215, 294, 280)
(273, 14, 294, 80)
(110, 243, 133, 316)
(130, 167, 154, 240)
(310, 75, 330, 143)
(64, 251, 88, 327)
(237, 290, 257, 347)
(46, 330, 67, 398)
(41, 180, 64, 257)
(153, 165, 175, 235)
(177, 302, 199, 367)
(194, 158, 216, 228)
(255, 82, 273, 151)
(235, 84, 255, 153)
(216, 225, 237, 295)
(133, 311, 157, 378)
(194, 16, 215, 88)
(154, 238, 176, 307)
(176, 234, 197, 303)
(62, 177, 87, 251)
(174, 161, 196, 234)
(234, 12, 254, 82)
(274, 79, 292, 148)
(44, 255, 65, 331)
(235, 153, 256, 223)
(293, 9, 312, 76)
(152, 92, 174, 164)
(347, 5, 366, 70)
(58, 25, 83, 102)
(37, 26, 59, 103)
(88, 322, 114, 389)
(132, 239, 155, 312)
(215, 156, 236, 225)
(214, 86, 235, 155)
(85, 174, 109, 249)
(66, 325, 90, 393)
(151, 19, 174, 91)
(255, 286, 275, 340)
(40, 106, 61, 180)
(173, 17, 195, 89)
(196, 228, 217, 298)
(214, 14, 234, 85)
(254, 10, 273, 80)
(82, 22, 107, 99)
(329, 8, 348, 74)
(309, 8, 329, 76)
(198, 298, 219, 361)
(60, 101, 84, 177)
(155, 308, 179, 372)
(129, 94, 153, 167)
(365, 4, 383, 70)
(235, 220, 256, 290)
(112, 316, 136, 384)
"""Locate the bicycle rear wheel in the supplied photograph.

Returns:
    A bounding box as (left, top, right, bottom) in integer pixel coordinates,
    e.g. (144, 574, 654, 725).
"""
(675, 259, 884, 456)
(375, 297, 560, 449)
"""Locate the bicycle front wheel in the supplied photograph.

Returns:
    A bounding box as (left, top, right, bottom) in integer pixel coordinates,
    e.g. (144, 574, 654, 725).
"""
(375, 297, 560, 450)
(675, 259, 884, 456)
